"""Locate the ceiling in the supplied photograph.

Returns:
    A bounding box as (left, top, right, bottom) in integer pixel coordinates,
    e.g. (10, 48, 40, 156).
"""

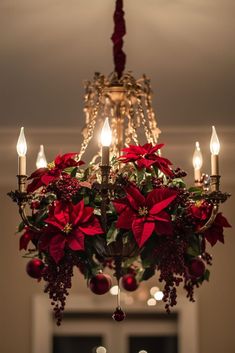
(0, 0, 235, 130)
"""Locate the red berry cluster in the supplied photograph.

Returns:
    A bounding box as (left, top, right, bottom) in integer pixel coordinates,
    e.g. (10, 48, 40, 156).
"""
(48, 174, 80, 202)
(42, 253, 80, 325)
(153, 236, 188, 312)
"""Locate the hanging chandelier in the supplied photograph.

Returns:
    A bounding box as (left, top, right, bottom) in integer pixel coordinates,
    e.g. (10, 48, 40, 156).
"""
(9, 0, 230, 325)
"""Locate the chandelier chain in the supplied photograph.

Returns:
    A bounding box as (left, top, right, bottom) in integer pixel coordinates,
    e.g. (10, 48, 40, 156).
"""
(111, 0, 126, 79)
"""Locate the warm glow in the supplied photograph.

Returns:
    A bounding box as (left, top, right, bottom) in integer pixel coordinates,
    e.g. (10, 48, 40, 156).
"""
(96, 347, 107, 353)
(139, 351, 148, 353)
(101, 118, 112, 146)
(16, 127, 27, 156)
(192, 141, 203, 170)
(150, 286, 159, 296)
(210, 126, 220, 155)
(109, 285, 119, 296)
(147, 298, 156, 306)
(154, 290, 164, 301)
(36, 145, 47, 169)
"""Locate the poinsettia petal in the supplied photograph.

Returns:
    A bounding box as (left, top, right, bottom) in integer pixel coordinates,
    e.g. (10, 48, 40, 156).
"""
(148, 189, 177, 214)
(137, 159, 156, 169)
(150, 210, 171, 222)
(53, 202, 70, 225)
(19, 231, 31, 250)
(149, 143, 164, 153)
(73, 200, 85, 225)
(215, 213, 231, 228)
(132, 219, 155, 248)
(27, 168, 47, 180)
(27, 178, 43, 193)
(112, 198, 128, 214)
(125, 185, 145, 211)
(68, 230, 84, 251)
(49, 234, 66, 263)
(132, 217, 155, 248)
(116, 208, 136, 229)
(79, 206, 94, 224)
(79, 218, 103, 235)
(41, 174, 59, 186)
(121, 145, 146, 155)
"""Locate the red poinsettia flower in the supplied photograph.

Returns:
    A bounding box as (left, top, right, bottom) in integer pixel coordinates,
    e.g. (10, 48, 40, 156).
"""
(204, 213, 231, 246)
(119, 143, 173, 177)
(27, 153, 84, 193)
(113, 184, 177, 248)
(40, 200, 103, 263)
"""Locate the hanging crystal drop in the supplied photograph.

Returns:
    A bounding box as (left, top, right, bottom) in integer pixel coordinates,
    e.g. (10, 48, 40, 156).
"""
(112, 279, 126, 321)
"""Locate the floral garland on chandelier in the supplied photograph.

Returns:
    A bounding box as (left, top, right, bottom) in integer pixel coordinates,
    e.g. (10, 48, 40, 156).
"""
(9, 0, 231, 325)
(13, 145, 230, 325)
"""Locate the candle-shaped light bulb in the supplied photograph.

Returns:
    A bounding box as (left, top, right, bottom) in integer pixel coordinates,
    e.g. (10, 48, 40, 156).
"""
(210, 126, 220, 155)
(101, 117, 112, 147)
(193, 141, 203, 184)
(36, 145, 47, 169)
(16, 127, 27, 157)
(101, 118, 112, 165)
(16, 127, 27, 175)
(193, 142, 203, 170)
(210, 126, 220, 175)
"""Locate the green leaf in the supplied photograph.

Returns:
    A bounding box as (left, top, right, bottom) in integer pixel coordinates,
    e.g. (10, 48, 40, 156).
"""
(18, 221, 25, 233)
(204, 269, 210, 281)
(83, 195, 90, 205)
(136, 168, 145, 184)
(141, 266, 156, 281)
(70, 167, 78, 178)
(188, 187, 203, 196)
(172, 178, 186, 188)
(107, 222, 118, 245)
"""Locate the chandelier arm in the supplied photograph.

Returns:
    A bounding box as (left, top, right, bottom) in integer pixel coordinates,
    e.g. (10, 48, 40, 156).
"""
(196, 203, 219, 234)
(19, 203, 40, 232)
(111, 0, 126, 79)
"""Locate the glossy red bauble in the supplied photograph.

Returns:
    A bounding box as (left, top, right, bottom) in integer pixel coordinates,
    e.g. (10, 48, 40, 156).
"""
(189, 258, 205, 278)
(89, 273, 112, 295)
(121, 274, 138, 291)
(26, 258, 44, 279)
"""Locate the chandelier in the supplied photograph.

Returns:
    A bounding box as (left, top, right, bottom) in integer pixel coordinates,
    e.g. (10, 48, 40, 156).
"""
(9, 0, 230, 325)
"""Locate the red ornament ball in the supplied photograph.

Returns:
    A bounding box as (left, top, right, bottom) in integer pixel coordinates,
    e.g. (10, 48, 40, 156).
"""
(26, 258, 44, 279)
(189, 258, 205, 278)
(89, 273, 112, 295)
(112, 307, 126, 322)
(121, 274, 139, 291)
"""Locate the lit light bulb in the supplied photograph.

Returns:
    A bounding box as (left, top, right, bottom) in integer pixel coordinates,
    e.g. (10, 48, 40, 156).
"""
(16, 127, 27, 157)
(210, 126, 220, 155)
(192, 141, 203, 170)
(210, 126, 220, 176)
(36, 145, 47, 169)
(101, 118, 112, 147)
